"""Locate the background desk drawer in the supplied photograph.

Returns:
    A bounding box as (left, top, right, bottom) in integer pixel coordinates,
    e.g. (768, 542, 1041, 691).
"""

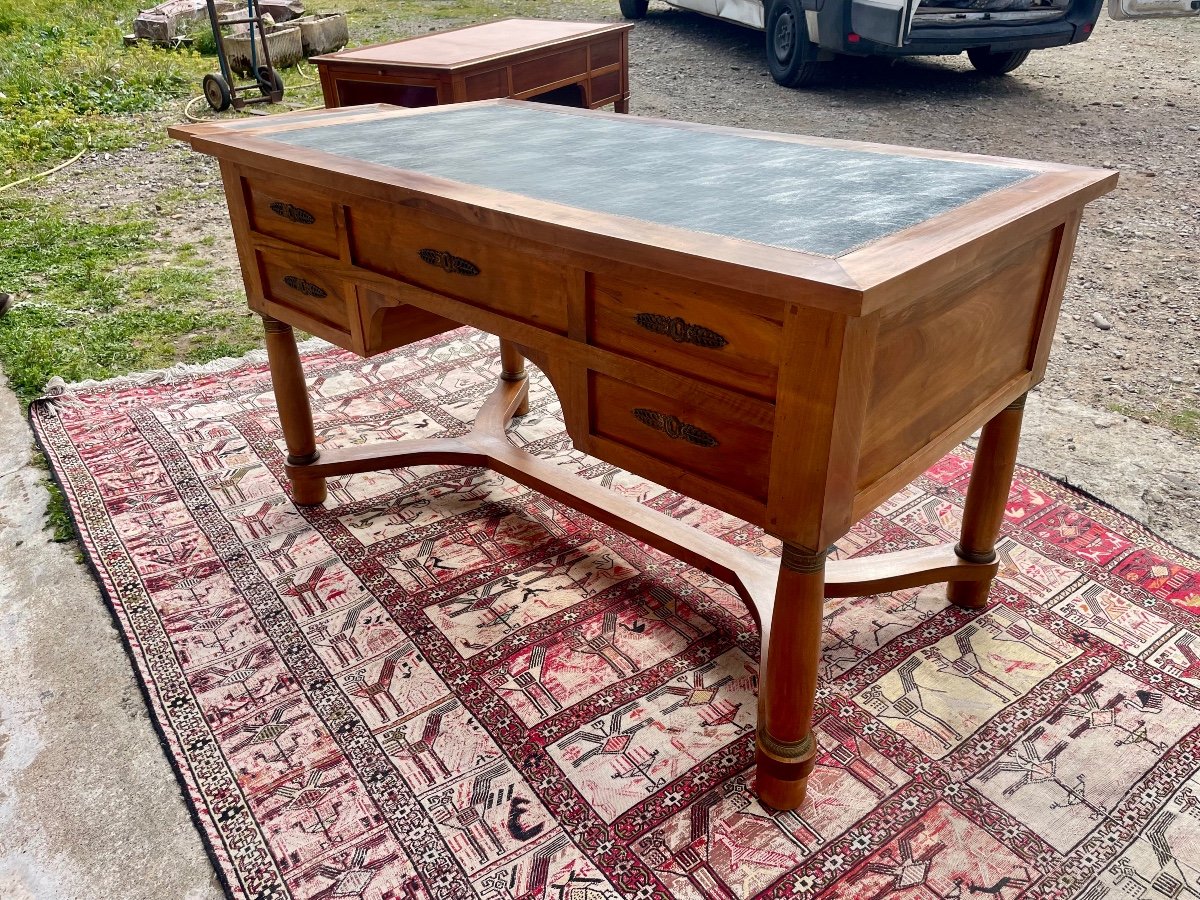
(588, 371, 772, 503)
(256, 247, 353, 333)
(589, 272, 782, 401)
(347, 202, 571, 334)
(243, 175, 341, 257)
(589, 35, 622, 70)
(511, 46, 587, 94)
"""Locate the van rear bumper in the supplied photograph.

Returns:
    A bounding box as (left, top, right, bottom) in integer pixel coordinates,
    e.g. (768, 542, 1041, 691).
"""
(827, 0, 1101, 54)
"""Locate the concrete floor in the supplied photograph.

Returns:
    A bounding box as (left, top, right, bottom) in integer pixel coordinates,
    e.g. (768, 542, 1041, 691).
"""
(0, 371, 1195, 900)
(0, 374, 222, 900)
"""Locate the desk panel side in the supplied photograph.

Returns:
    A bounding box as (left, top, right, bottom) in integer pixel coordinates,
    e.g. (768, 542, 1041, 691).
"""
(1030, 209, 1083, 380)
(853, 221, 1069, 515)
(218, 160, 268, 312)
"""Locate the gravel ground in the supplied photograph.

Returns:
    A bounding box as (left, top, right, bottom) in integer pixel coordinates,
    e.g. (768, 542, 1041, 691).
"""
(24, 2, 1200, 552)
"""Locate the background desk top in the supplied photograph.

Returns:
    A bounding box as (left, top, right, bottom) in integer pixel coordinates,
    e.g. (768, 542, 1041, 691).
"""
(318, 19, 630, 68)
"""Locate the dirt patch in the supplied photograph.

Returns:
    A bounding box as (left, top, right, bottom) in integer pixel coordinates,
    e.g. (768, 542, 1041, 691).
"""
(36, 136, 243, 301)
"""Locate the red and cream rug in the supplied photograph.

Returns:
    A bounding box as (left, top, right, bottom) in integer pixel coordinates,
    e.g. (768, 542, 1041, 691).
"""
(32, 328, 1200, 900)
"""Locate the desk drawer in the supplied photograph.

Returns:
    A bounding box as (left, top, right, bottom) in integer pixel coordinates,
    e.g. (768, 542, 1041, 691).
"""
(243, 174, 341, 257)
(256, 247, 353, 333)
(512, 47, 587, 94)
(589, 372, 772, 502)
(588, 71, 622, 106)
(589, 273, 783, 401)
(589, 35, 622, 70)
(347, 202, 570, 334)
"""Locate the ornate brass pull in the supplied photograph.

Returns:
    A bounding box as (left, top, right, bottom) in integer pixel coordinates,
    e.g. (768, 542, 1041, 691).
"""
(418, 248, 481, 276)
(635, 313, 728, 349)
(632, 408, 719, 448)
(283, 275, 327, 298)
(269, 201, 315, 225)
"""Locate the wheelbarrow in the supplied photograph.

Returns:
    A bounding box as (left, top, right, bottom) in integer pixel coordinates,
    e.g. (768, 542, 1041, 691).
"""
(201, 0, 285, 111)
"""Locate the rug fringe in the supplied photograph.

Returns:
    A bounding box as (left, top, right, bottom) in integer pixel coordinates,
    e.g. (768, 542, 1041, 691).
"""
(35, 337, 334, 413)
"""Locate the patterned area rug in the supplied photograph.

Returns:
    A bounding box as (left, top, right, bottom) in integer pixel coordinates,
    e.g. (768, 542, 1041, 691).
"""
(32, 328, 1200, 900)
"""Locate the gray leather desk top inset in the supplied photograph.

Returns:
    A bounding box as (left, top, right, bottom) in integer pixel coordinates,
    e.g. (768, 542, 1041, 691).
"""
(271, 104, 1037, 258)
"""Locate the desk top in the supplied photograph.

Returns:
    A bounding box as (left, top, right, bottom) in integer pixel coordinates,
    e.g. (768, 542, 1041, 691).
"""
(270, 103, 1035, 258)
(172, 102, 1115, 312)
(312, 19, 631, 69)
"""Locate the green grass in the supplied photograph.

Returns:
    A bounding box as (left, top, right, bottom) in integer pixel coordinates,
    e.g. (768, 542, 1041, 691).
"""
(28, 450, 76, 543)
(0, 0, 561, 182)
(0, 196, 261, 404)
(1111, 402, 1200, 439)
(0, 0, 213, 183)
(341, 0, 560, 34)
(0, 0, 559, 539)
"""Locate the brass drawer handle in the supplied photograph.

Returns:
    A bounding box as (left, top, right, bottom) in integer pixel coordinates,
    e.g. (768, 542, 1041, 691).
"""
(269, 201, 316, 225)
(632, 408, 719, 448)
(283, 275, 327, 298)
(635, 313, 728, 349)
(418, 248, 481, 276)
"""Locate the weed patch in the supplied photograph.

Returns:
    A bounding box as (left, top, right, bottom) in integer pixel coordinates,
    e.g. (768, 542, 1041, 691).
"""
(0, 196, 260, 403)
(1110, 402, 1200, 440)
(0, 1, 207, 181)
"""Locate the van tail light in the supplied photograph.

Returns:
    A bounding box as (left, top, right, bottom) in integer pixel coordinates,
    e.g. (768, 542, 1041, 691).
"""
(848, 32, 862, 42)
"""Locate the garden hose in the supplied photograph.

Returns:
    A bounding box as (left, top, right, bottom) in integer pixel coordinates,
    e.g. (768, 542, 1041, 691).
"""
(0, 148, 88, 194)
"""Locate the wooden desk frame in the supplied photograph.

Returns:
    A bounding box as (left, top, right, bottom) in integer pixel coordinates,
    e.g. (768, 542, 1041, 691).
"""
(172, 102, 1116, 810)
(313, 19, 632, 113)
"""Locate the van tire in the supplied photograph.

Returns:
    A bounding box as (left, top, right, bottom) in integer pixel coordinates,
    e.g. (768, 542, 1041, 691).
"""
(967, 47, 1031, 75)
(766, 0, 822, 87)
(619, 0, 650, 18)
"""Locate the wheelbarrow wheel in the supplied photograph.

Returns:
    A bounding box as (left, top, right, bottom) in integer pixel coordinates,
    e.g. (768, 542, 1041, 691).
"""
(203, 73, 232, 111)
(256, 66, 285, 98)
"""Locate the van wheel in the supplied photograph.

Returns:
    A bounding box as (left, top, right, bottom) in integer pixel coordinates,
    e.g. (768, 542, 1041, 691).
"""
(619, 0, 650, 18)
(766, 0, 821, 87)
(967, 48, 1031, 75)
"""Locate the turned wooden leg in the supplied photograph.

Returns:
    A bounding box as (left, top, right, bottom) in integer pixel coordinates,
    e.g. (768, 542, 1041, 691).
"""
(262, 316, 327, 506)
(755, 544, 824, 810)
(948, 393, 1027, 609)
(500, 339, 530, 417)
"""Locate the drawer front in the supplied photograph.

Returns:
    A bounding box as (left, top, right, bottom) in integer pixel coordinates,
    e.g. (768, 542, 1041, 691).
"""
(464, 68, 509, 100)
(589, 35, 622, 70)
(589, 273, 783, 400)
(588, 70, 622, 105)
(348, 202, 570, 334)
(511, 47, 588, 94)
(244, 175, 341, 257)
(256, 247, 352, 332)
(589, 372, 772, 502)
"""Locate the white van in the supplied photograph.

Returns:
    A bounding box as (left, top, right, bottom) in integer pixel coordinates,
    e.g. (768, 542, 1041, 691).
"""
(619, 0, 1198, 86)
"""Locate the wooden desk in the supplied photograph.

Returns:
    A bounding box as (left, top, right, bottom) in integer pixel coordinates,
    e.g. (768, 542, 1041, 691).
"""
(312, 19, 632, 112)
(170, 102, 1115, 810)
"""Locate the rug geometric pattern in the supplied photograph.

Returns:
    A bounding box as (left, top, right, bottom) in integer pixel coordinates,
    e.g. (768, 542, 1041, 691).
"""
(31, 328, 1200, 900)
